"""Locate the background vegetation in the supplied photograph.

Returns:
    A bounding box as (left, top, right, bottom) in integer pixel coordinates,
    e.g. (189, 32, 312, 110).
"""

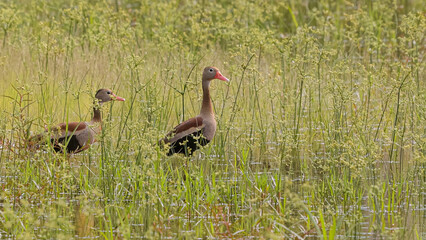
(0, 0, 424, 239)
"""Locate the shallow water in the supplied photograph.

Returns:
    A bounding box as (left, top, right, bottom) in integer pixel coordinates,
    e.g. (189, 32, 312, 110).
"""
(0, 136, 424, 239)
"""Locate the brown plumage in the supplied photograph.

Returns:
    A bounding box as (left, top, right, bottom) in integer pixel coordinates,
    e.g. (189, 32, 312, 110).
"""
(32, 89, 125, 153)
(160, 67, 229, 156)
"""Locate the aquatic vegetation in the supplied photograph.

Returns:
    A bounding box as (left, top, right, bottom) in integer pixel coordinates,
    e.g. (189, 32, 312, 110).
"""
(0, 0, 424, 239)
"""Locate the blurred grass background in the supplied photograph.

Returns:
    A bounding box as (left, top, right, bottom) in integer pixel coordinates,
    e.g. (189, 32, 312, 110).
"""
(0, 0, 424, 239)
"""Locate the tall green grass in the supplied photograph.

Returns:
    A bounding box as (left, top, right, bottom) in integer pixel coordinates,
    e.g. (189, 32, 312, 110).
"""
(0, 0, 424, 239)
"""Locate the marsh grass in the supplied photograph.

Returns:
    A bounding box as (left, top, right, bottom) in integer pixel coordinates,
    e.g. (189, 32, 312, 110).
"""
(0, 0, 425, 239)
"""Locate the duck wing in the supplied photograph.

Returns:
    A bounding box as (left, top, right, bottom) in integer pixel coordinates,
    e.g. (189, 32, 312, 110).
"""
(160, 116, 204, 145)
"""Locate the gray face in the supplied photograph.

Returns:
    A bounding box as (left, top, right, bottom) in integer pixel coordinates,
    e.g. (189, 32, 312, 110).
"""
(95, 89, 114, 103)
(203, 67, 218, 81)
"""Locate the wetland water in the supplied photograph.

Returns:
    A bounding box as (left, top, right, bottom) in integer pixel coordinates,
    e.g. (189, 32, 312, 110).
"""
(1, 137, 424, 239)
(0, 0, 424, 238)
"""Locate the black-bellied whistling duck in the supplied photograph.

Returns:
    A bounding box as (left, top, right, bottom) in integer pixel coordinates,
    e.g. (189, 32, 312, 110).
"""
(160, 67, 229, 156)
(38, 89, 125, 153)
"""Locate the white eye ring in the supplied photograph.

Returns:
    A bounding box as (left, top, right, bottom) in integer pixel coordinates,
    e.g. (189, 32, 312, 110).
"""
(209, 68, 213, 72)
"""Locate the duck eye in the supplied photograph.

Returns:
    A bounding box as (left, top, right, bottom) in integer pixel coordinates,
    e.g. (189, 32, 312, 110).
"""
(106, 91, 111, 94)
(209, 68, 213, 72)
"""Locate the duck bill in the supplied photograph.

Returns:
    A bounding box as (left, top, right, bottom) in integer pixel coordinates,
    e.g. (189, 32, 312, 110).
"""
(112, 94, 125, 101)
(214, 71, 230, 82)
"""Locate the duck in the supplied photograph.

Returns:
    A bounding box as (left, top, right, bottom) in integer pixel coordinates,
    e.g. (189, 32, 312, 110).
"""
(32, 89, 125, 153)
(160, 67, 229, 156)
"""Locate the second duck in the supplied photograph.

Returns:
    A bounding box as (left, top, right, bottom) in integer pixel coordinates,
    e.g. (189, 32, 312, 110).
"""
(160, 67, 229, 156)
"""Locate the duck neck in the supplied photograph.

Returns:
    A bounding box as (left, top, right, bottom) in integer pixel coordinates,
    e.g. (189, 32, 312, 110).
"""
(201, 80, 213, 116)
(92, 104, 102, 123)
